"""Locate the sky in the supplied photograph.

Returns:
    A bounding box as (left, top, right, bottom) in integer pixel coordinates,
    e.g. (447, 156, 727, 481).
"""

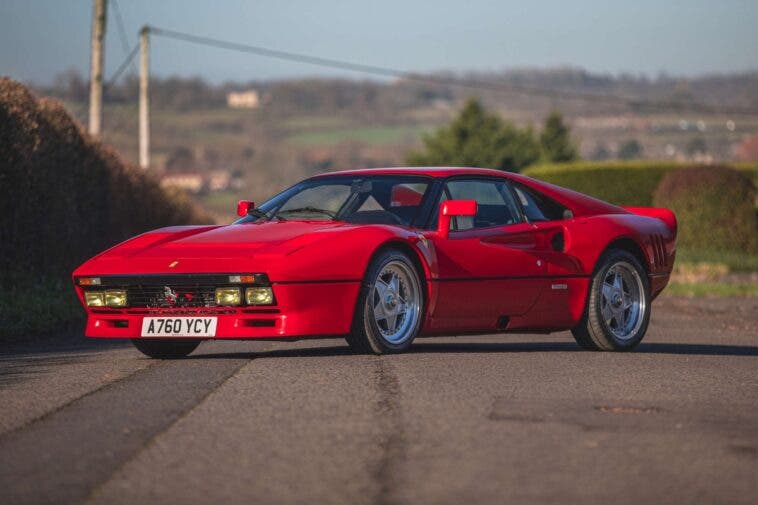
(1, 0, 757, 85)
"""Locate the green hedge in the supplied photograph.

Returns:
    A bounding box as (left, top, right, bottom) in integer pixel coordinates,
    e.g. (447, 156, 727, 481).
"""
(653, 166, 757, 253)
(523, 160, 758, 207)
(0, 79, 212, 340)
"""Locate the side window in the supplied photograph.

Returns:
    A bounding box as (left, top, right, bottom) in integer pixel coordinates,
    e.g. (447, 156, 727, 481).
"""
(512, 184, 568, 222)
(445, 179, 522, 230)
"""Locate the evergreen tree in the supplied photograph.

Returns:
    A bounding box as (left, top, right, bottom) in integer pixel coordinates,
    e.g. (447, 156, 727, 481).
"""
(618, 139, 643, 160)
(540, 111, 578, 162)
(406, 98, 540, 173)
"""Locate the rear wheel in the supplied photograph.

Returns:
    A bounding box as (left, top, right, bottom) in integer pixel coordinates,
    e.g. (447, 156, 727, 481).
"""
(572, 249, 650, 351)
(130, 338, 200, 359)
(346, 249, 424, 354)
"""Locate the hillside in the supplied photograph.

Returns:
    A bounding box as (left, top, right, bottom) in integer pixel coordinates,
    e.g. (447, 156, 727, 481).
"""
(40, 68, 758, 220)
(0, 78, 211, 339)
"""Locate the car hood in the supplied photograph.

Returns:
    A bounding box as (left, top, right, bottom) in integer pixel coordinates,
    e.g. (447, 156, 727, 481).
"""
(77, 220, 353, 276)
(74, 218, 423, 283)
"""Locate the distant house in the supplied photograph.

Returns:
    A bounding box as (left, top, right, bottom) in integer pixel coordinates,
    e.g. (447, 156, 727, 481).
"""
(160, 172, 205, 194)
(226, 90, 260, 109)
(735, 136, 758, 162)
(207, 170, 231, 192)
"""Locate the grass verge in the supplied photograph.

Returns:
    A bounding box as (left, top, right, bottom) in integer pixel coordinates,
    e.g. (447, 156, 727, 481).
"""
(663, 282, 758, 297)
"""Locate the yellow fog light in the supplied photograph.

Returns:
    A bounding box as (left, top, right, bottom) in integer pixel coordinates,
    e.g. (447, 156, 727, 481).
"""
(84, 291, 105, 307)
(105, 290, 127, 307)
(215, 287, 242, 306)
(246, 287, 274, 305)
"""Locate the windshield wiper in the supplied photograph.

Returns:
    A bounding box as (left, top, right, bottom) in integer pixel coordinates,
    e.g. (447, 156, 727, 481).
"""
(248, 209, 267, 219)
(275, 206, 337, 219)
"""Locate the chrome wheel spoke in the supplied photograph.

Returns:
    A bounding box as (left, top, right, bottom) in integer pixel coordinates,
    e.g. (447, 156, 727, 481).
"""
(374, 279, 389, 299)
(612, 271, 623, 291)
(602, 282, 614, 303)
(373, 301, 387, 321)
(385, 311, 398, 332)
(602, 302, 614, 325)
(388, 274, 400, 293)
(615, 308, 627, 328)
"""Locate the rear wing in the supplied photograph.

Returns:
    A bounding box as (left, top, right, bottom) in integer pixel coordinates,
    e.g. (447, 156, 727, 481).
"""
(623, 207, 677, 234)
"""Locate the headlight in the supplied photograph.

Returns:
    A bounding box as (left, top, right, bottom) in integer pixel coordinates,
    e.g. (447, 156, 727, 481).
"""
(215, 287, 242, 306)
(246, 287, 274, 305)
(105, 290, 127, 307)
(84, 291, 105, 307)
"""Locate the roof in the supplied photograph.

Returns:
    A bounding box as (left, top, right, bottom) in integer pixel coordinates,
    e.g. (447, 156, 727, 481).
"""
(313, 167, 509, 178)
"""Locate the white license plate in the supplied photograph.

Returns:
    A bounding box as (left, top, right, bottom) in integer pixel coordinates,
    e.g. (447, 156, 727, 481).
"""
(141, 317, 217, 337)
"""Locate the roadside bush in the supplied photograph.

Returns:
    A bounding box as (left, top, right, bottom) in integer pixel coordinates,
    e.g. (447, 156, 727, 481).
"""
(0, 78, 211, 340)
(523, 161, 758, 206)
(652, 166, 757, 253)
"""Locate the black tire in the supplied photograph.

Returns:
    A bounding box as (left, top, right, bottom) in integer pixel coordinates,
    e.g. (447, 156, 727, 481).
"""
(130, 338, 200, 359)
(571, 249, 651, 351)
(346, 249, 424, 354)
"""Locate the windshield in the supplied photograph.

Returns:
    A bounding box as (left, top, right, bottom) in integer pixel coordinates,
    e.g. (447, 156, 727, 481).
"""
(234, 175, 433, 227)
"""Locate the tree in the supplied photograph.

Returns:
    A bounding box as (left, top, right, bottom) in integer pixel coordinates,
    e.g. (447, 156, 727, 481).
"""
(540, 111, 578, 162)
(618, 139, 643, 160)
(685, 136, 708, 157)
(406, 98, 540, 172)
(590, 142, 611, 161)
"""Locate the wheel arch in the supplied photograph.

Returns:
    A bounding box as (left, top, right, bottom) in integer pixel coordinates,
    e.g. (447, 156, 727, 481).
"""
(364, 239, 433, 319)
(600, 237, 650, 275)
(369, 239, 430, 286)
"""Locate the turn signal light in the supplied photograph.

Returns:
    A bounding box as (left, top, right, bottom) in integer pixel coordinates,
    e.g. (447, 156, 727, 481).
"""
(215, 287, 242, 306)
(245, 287, 274, 305)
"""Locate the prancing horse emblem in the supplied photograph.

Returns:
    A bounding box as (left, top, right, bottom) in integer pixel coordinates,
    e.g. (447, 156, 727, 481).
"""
(164, 286, 178, 305)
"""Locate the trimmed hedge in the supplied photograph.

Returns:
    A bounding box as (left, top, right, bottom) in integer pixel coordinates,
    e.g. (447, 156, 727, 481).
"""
(523, 160, 758, 207)
(0, 78, 211, 339)
(653, 166, 757, 253)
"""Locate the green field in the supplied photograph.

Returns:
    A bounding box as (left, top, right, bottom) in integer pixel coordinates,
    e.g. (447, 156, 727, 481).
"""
(287, 124, 432, 146)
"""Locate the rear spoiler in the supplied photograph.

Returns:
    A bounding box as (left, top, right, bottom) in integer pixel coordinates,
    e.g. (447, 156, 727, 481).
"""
(623, 207, 677, 234)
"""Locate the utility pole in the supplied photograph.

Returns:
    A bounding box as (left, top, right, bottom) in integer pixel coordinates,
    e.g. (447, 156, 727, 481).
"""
(88, 0, 107, 136)
(139, 25, 150, 169)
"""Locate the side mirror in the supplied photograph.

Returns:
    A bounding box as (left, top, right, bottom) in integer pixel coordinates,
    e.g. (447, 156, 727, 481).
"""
(437, 200, 477, 239)
(237, 200, 255, 217)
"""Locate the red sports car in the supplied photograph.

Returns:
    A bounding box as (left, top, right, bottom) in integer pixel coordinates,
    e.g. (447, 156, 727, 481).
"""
(73, 167, 677, 358)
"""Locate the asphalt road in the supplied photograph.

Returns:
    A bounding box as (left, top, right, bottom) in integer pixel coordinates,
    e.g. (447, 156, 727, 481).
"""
(1, 297, 756, 505)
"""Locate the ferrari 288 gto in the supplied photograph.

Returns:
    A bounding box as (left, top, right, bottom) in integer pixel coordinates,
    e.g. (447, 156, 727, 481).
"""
(73, 167, 677, 358)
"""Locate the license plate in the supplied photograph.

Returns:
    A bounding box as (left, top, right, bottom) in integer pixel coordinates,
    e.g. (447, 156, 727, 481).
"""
(140, 317, 217, 337)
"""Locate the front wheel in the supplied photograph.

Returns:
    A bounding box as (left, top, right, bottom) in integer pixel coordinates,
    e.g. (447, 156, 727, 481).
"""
(572, 250, 650, 351)
(346, 249, 424, 354)
(131, 338, 200, 359)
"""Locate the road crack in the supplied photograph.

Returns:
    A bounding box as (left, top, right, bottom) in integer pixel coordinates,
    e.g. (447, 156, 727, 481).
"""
(373, 357, 405, 505)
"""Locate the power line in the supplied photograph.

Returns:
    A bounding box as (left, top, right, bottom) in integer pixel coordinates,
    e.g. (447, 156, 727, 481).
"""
(105, 42, 139, 89)
(148, 25, 757, 115)
(110, 0, 137, 75)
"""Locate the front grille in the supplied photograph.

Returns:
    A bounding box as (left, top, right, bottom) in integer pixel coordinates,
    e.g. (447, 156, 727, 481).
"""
(126, 284, 219, 308)
(77, 273, 272, 309)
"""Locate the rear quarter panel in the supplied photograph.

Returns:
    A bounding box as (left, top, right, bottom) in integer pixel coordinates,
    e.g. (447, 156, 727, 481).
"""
(561, 214, 675, 276)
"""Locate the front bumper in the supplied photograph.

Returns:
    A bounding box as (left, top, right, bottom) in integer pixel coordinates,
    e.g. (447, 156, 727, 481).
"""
(81, 281, 361, 339)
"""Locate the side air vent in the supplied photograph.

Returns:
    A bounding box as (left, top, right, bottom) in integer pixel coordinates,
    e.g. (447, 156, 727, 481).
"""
(650, 235, 666, 268)
(550, 231, 565, 252)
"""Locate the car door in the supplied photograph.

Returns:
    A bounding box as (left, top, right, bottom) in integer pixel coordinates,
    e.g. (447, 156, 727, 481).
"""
(427, 178, 546, 331)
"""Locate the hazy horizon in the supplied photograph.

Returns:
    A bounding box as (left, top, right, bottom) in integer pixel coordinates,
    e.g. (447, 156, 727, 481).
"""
(2, 0, 757, 86)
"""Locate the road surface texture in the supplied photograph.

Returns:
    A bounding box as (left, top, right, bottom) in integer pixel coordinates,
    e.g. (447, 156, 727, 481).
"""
(1, 296, 756, 505)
